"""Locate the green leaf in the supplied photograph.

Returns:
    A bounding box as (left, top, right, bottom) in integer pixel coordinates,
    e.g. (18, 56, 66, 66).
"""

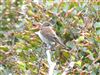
(77, 36, 84, 42)
(96, 30, 100, 35)
(0, 34, 4, 38)
(71, 55, 75, 61)
(61, 2, 68, 12)
(0, 46, 9, 51)
(91, 71, 96, 75)
(62, 50, 70, 58)
(17, 61, 26, 70)
(79, 19, 84, 25)
(94, 22, 100, 28)
(75, 60, 82, 67)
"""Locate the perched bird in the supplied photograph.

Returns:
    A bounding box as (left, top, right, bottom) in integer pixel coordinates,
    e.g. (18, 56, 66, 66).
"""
(33, 22, 67, 49)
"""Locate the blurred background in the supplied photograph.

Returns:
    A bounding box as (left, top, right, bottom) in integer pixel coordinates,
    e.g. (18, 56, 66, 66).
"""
(0, 0, 100, 75)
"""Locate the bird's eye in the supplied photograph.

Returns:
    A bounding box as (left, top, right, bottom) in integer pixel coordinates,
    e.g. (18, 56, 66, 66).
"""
(43, 23, 50, 26)
(33, 24, 36, 26)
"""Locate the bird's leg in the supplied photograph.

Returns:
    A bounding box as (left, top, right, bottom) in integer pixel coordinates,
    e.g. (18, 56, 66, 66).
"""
(42, 43, 47, 48)
(42, 43, 56, 51)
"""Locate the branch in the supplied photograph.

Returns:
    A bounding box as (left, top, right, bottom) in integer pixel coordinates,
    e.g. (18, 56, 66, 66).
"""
(62, 62, 75, 75)
(62, 67, 69, 75)
(46, 50, 56, 75)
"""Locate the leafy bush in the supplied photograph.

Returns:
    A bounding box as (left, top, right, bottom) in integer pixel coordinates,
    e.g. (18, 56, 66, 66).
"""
(0, 0, 100, 75)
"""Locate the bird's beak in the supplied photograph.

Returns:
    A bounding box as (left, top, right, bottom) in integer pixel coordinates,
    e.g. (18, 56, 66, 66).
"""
(32, 23, 41, 30)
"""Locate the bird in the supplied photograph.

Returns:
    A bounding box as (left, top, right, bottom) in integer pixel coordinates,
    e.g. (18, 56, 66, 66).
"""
(33, 22, 67, 50)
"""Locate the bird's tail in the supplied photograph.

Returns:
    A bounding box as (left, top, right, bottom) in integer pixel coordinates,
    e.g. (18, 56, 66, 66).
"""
(55, 37, 68, 50)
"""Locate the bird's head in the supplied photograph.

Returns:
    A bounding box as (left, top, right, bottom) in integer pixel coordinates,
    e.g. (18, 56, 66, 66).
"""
(43, 22, 51, 27)
(32, 22, 52, 30)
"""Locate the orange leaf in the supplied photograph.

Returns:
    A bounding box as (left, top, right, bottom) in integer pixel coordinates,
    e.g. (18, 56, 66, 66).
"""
(65, 7, 75, 17)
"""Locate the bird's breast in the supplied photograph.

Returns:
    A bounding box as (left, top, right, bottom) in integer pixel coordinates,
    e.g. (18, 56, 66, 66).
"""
(35, 31, 49, 44)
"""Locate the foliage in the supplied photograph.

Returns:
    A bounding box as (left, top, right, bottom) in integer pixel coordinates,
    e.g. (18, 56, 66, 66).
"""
(0, 0, 100, 75)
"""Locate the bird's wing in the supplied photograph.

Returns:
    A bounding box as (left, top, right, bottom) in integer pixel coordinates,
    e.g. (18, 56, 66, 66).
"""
(40, 26, 57, 41)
